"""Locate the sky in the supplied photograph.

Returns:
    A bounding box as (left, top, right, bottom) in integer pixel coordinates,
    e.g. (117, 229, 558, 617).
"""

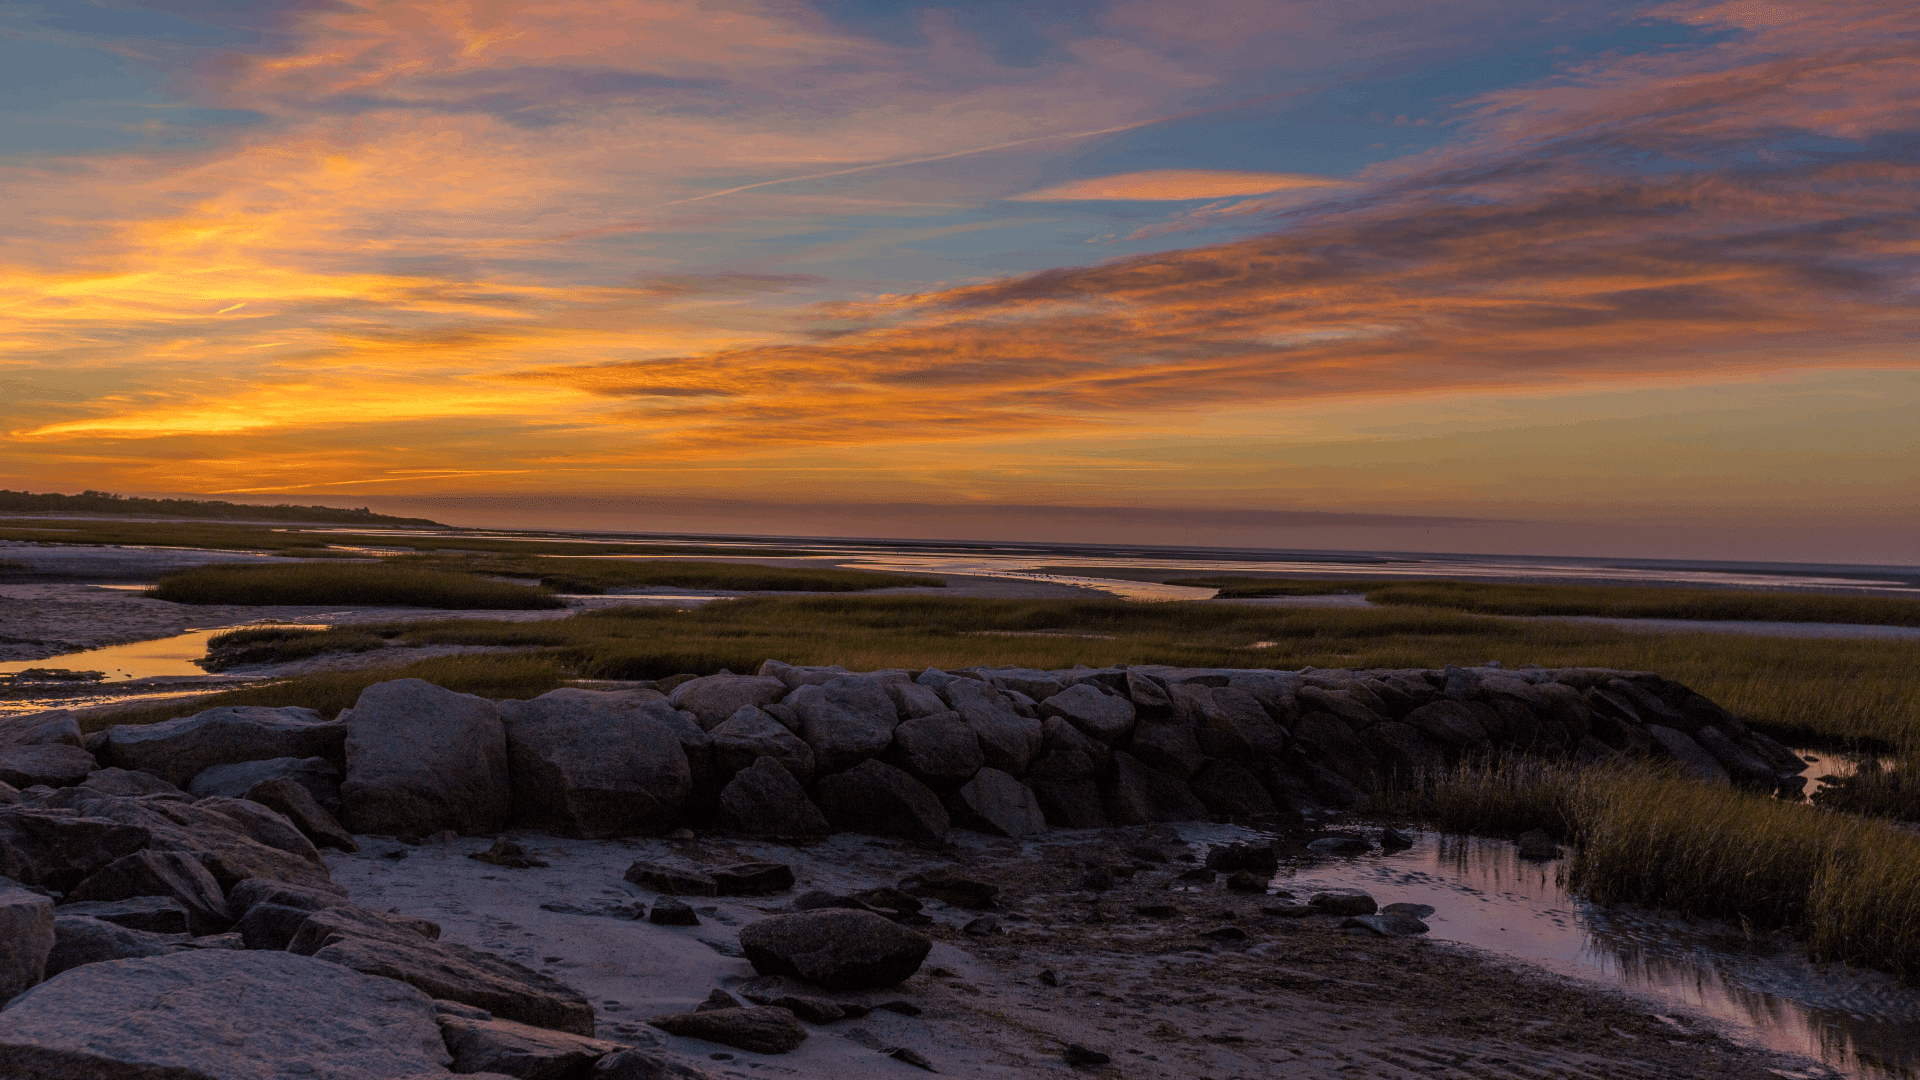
(0, 0, 1915, 561)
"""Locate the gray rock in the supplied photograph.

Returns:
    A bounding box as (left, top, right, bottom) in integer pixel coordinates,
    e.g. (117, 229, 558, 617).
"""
(1038, 684, 1136, 746)
(951, 767, 1048, 837)
(713, 863, 794, 896)
(440, 1012, 630, 1076)
(886, 681, 947, 720)
(1127, 720, 1205, 780)
(235, 901, 321, 951)
(709, 707, 816, 784)
(102, 706, 343, 789)
(1363, 721, 1447, 780)
(1, 883, 54, 1003)
(594, 1048, 723, 1080)
(1102, 751, 1208, 825)
(1342, 912, 1429, 936)
(1296, 686, 1384, 730)
(1306, 837, 1372, 855)
(67, 849, 231, 936)
(758, 660, 852, 691)
(1309, 889, 1377, 915)
(1288, 713, 1380, 790)
(1692, 725, 1778, 791)
(625, 862, 719, 896)
(46, 915, 188, 977)
(649, 1006, 807, 1054)
(816, 760, 949, 842)
(787, 676, 901, 774)
(0, 807, 151, 892)
(0, 950, 453, 1079)
(1124, 669, 1172, 717)
(74, 767, 183, 797)
(1028, 777, 1108, 829)
(188, 756, 341, 805)
(1228, 671, 1302, 722)
(194, 796, 324, 865)
(55, 896, 191, 935)
(887, 712, 983, 788)
(57, 791, 333, 892)
(1029, 716, 1110, 779)
(1403, 701, 1491, 748)
(1176, 685, 1288, 760)
(1646, 725, 1731, 784)
(0, 711, 82, 748)
(738, 909, 932, 990)
(976, 667, 1068, 702)
(339, 679, 511, 836)
(1187, 759, 1277, 819)
(245, 778, 358, 852)
(669, 675, 789, 730)
(223, 876, 351, 922)
(0, 744, 96, 789)
(1382, 902, 1435, 918)
(715, 757, 831, 839)
(295, 906, 594, 1034)
(499, 688, 693, 838)
(941, 679, 1042, 775)
(648, 897, 698, 926)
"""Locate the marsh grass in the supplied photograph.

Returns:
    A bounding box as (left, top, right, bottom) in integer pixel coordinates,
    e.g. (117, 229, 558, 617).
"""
(1161, 576, 1368, 597)
(148, 563, 565, 609)
(200, 626, 390, 671)
(1810, 760, 1920, 822)
(397, 554, 945, 593)
(1364, 580, 1920, 628)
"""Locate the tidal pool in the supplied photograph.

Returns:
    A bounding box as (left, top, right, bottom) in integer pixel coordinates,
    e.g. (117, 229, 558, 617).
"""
(1253, 829, 1920, 1078)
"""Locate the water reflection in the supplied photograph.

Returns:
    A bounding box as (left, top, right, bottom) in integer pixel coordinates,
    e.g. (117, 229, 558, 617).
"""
(1269, 831, 1920, 1078)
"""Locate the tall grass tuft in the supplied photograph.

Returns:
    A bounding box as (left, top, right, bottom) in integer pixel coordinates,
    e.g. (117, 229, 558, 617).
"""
(1368, 757, 1579, 839)
(1810, 759, 1920, 822)
(1365, 580, 1920, 628)
(147, 563, 565, 609)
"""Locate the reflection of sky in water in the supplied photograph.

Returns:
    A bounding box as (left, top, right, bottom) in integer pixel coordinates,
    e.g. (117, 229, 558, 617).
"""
(0, 628, 230, 680)
(1205, 828, 1920, 1079)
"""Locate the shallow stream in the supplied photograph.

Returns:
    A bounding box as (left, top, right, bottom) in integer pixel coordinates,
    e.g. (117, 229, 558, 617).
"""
(1203, 827, 1920, 1078)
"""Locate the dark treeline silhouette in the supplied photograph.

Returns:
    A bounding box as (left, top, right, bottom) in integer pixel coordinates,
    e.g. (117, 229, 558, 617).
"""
(0, 489, 440, 527)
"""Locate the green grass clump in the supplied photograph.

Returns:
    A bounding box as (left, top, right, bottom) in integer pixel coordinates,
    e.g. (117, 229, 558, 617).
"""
(397, 554, 944, 594)
(147, 563, 565, 609)
(1365, 580, 1920, 628)
(1810, 760, 1920, 822)
(199, 627, 391, 671)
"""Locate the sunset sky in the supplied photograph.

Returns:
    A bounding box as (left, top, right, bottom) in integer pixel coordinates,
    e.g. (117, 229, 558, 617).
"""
(2, 0, 1915, 561)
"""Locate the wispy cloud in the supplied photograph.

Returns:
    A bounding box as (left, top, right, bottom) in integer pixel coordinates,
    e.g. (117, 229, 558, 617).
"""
(1007, 169, 1350, 201)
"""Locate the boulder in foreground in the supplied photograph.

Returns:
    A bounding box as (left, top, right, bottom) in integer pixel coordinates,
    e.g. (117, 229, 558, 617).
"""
(649, 1006, 807, 1054)
(499, 688, 693, 837)
(0, 883, 54, 1004)
(815, 759, 949, 842)
(338, 679, 511, 836)
(102, 706, 342, 789)
(0, 950, 452, 1079)
(738, 909, 932, 990)
(439, 1011, 630, 1076)
(716, 756, 831, 840)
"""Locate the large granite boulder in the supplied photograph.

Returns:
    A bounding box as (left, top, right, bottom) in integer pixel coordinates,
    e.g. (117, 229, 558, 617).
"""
(738, 909, 932, 990)
(648, 1007, 807, 1054)
(56, 896, 192, 935)
(1176, 685, 1287, 760)
(188, 756, 341, 805)
(1038, 684, 1136, 746)
(338, 679, 510, 837)
(244, 778, 358, 852)
(69, 767, 182, 798)
(53, 793, 333, 892)
(499, 688, 693, 838)
(0, 808, 151, 892)
(0, 744, 96, 789)
(1404, 701, 1491, 748)
(668, 675, 789, 729)
(787, 676, 901, 774)
(441, 1011, 631, 1075)
(1102, 751, 1208, 824)
(716, 757, 831, 840)
(1187, 758, 1278, 819)
(1126, 719, 1204, 780)
(950, 767, 1047, 837)
(0, 950, 453, 1078)
(101, 706, 343, 789)
(1693, 726, 1779, 791)
(1288, 713, 1380, 790)
(1, 883, 54, 1004)
(708, 707, 816, 784)
(0, 711, 82, 748)
(758, 660, 853, 691)
(1028, 716, 1109, 780)
(1296, 686, 1385, 730)
(816, 759, 949, 842)
(1646, 725, 1731, 784)
(885, 681, 948, 720)
(45, 915, 188, 977)
(886, 711, 983, 788)
(192, 796, 324, 867)
(1028, 777, 1108, 829)
(66, 849, 231, 936)
(1364, 722, 1448, 779)
(941, 678, 1042, 775)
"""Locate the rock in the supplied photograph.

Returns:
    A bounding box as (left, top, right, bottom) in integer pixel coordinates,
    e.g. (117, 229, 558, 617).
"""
(0, 950, 453, 1078)
(1124, 669, 1173, 717)
(1379, 826, 1414, 850)
(696, 988, 741, 1011)
(1030, 716, 1110, 779)
(1205, 842, 1279, 875)
(469, 839, 550, 868)
(668, 675, 789, 729)
(67, 849, 231, 935)
(1382, 902, 1436, 918)
(56, 896, 191, 935)
(1126, 720, 1205, 780)
(594, 1048, 725, 1080)
(188, 756, 341, 804)
(712, 862, 795, 896)
(338, 679, 511, 836)
(1187, 759, 1278, 819)
(1289, 713, 1380, 790)
(625, 862, 719, 896)
(294, 906, 595, 1034)
(1306, 836, 1372, 855)
(235, 901, 324, 951)
(766, 994, 844, 1023)
(786, 675, 901, 773)
(51, 792, 332, 892)
(816, 759, 949, 842)
(1178, 685, 1288, 760)
(1102, 751, 1209, 825)
(886, 681, 948, 720)
(708, 707, 816, 785)
(440, 1012, 629, 1077)
(1309, 889, 1377, 916)
(0, 808, 151, 892)
(649, 1006, 807, 1054)
(499, 688, 693, 838)
(941, 679, 1043, 775)
(1342, 912, 1430, 936)
(1, 884, 54, 1003)
(759, 660, 852, 691)
(1515, 829, 1562, 861)
(886, 712, 984, 788)
(0, 710, 82, 748)
(1027, 777, 1108, 829)
(194, 795, 324, 865)
(715, 757, 831, 840)
(0, 744, 96, 789)
(1226, 870, 1267, 893)
(963, 913, 1001, 935)
(73, 767, 182, 797)
(102, 706, 344, 789)
(649, 897, 699, 926)
(950, 767, 1048, 837)
(1296, 686, 1385, 730)
(1038, 684, 1136, 746)
(1692, 725, 1779, 791)
(901, 869, 997, 909)
(1645, 725, 1732, 784)
(1065, 1042, 1111, 1067)
(245, 777, 358, 852)
(223, 876, 351, 922)
(45, 915, 188, 976)
(737, 910, 932, 990)
(1404, 701, 1491, 748)
(1363, 721, 1448, 779)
